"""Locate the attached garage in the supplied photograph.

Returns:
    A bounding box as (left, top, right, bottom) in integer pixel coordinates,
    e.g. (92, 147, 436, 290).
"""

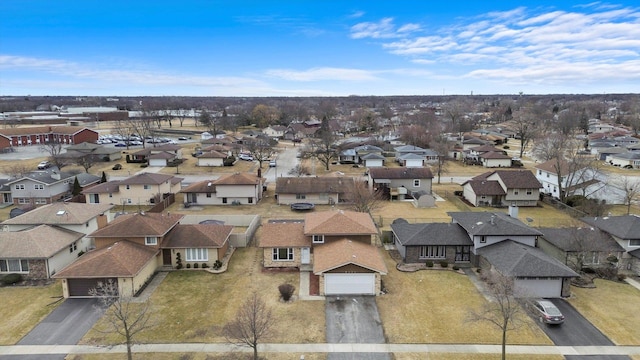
(515, 278, 562, 298)
(67, 278, 117, 297)
(324, 273, 376, 295)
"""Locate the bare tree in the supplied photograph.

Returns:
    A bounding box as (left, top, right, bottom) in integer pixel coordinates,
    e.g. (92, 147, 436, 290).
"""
(308, 116, 337, 171)
(348, 180, 384, 213)
(467, 271, 528, 360)
(223, 292, 274, 360)
(251, 104, 280, 128)
(4, 163, 31, 178)
(40, 142, 68, 169)
(76, 154, 98, 173)
(429, 135, 453, 185)
(244, 136, 277, 169)
(288, 164, 310, 177)
(89, 279, 155, 360)
(616, 176, 640, 215)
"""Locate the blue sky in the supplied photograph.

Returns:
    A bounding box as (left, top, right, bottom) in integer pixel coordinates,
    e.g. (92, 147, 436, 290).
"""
(1, 1, 639, 96)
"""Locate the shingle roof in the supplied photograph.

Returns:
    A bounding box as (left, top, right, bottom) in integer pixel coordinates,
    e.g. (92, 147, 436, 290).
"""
(88, 212, 183, 238)
(304, 210, 378, 235)
(477, 240, 578, 278)
(197, 150, 227, 159)
(470, 145, 503, 153)
(81, 180, 120, 194)
(539, 227, 624, 252)
(258, 222, 309, 247)
(214, 172, 262, 186)
(53, 240, 157, 278)
(0, 225, 85, 258)
(163, 224, 233, 248)
(276, 177, 354, 194)
(448, 212, 542, 236)
(361, 153, 385, 160)
(118, 173, 183, 186)
(464, 180, 506, 196)
(368, 167, 433, 180)
(580, 215, 640, 240)
(313, 239, 387, 274)
(390, 222, 472, 246)
(480, 151, 511, 159)
(2, 202, 114, 225)
(534, 158, 576, 175)
(489, 170, 542, 189)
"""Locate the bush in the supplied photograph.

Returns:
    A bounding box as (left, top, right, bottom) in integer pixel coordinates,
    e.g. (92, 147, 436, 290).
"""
(440, 261, 448, 268)
(503, 145, 510, 149)
(140, 163, 148, 168)
(426, 261, 434, 268)
(278, 283, 296, 301)
(176, 252, 183, 269)
(202, 263, 209, 268)
(583, 267, 596, 274)
(452, 265, 460, 271)
(453, 190, 463, 196)
(476, 268, 482, 273)
(223, 155, 236, 166)
(193, 263, 199, 269)
(1, 273, 23, 286)
(186, 263, 191, 269)
(213, 260, 223, 270)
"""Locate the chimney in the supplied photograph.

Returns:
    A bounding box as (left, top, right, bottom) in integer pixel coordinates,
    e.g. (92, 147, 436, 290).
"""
(490, 214, 496, 225)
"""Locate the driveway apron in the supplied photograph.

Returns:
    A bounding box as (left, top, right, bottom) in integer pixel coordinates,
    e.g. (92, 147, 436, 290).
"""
(325, 296, 391, 360)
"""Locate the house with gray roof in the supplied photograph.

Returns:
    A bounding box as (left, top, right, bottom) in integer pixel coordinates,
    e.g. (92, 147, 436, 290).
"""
(275, 176, 355, 205)
(606, 151, 640, 169)
(367, 167, 433, 201)
(461, 170, 541, 207)
(390, 220, 473, 264)
(6, 170, 100, 206)
(580, 215, 640, 275)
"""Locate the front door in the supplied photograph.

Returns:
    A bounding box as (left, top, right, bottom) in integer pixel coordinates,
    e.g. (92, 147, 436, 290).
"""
(162, 249, 172, 266)
(301, 247, 310, 264)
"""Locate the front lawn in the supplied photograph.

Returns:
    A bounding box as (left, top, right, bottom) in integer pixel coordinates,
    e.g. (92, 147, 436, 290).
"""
(81, 247, 325, 345)
(377, 252, 552, 345)
(568, 279, 640, 345)
(0, 281, 63, 345)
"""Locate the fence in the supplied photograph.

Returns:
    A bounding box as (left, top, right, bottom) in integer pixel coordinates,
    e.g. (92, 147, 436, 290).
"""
(148, 193, 175, 213)
(180, 214, 261, 247)
(540, 194, 588, 218)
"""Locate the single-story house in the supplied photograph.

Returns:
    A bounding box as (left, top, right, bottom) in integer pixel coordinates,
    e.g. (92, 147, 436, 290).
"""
(396, 153, 426, 167)
(479, 151, 512, 168)
(196, 150, 227, 167)
(361, 153, 385, 167)
(367, 167, 433, 201)
(275, 177, 355, 205)
(181, 173, 264, 206)
(162, 224, 233, 268)
(390, 220, 473, 264)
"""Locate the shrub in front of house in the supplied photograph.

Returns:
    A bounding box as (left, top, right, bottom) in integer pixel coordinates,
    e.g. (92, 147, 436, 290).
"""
(278, 283, 296, 301)
(213, 260, 223, 270)
(186, 263, 191, 269)
(426, 261, 434, 268)
(193, 263, 199, 269)
(1, 273, 23, 286)
(440, 261, 448, 268)
(452, 265, 460, 271)
(202, 263, 209, 268)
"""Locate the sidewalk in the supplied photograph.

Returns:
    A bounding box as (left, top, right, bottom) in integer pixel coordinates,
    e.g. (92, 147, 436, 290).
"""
(1, 343, 640, 356)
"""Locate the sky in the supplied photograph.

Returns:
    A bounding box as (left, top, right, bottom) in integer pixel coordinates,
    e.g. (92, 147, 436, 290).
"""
(1, 1, 639, 97)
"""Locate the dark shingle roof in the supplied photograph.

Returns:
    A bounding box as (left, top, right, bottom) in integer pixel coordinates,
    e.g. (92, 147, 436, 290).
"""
(489, 170, 541, 189)
(368, 167, 433, 180)
(276, 177, 354, 194)
(390, 222, 472, 246)
(448, 212, 542, 237)
(539, 227, 624, 252)
(477, 240, 578, 278)
(465, 180, 506, 196)
(580, 215, 640, 240)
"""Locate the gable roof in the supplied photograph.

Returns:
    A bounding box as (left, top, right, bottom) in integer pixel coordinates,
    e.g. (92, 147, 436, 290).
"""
(313, 239, 387, 274)
(6, 170, 75, 185)
(580, 215, 640, 240)
(163, 224, 233, 248)
(539, 227, 624, 252)
(368, 167, 433, 180)
(118, 173, 183, 186)
(487, 170, 542, 189)
(2, 202, 114, 225)
(534, 158, 578, 175)
(258, 222, 309, 247)
(0, 225, 85, 258)
(470, 145, 503, 153)
(81, 180, 120, 194)
(304, 210, 377, 235)
(197, 150, 227, 159)
(88, 212, 183, 238)
(448, 212, 542, 237)
(480, 151, 511, 159)
(361, 153, 385, 160)
(477, 240, 578, 278)
(214, 172, 263, 186)
(390, 221, 472, 246)
(53, 240, 157, 278)
(276, 177, 354, 194)
(463, 180, 506, 196)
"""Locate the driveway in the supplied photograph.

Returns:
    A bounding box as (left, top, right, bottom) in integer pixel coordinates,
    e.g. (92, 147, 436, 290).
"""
(325, 296, 391, 360)
(534, 299, 630, 360)
(4, 299, 102, 360)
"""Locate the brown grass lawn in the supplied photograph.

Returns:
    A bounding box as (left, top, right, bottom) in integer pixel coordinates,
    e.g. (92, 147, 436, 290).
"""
(568, 279, 640, 345)
(0, 281, 63, 345)
(377, 252, 552, 345)
(68, 354, 327, 360)
(80, 246, 325, 346)
(394, 355, 563, 360)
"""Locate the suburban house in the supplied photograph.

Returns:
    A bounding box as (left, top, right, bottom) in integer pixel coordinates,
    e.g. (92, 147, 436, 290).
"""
(394, 145, 438, 164)
(396, 153, 427, 167)
(130, 144, 183, 167)
(461, 170, 541, 207)
(390, 219, 473, 265)
(0, 225, 86, 280)
(479, 151, 512, 168)
(258, 210, 387, 296)
(1, 202, 114, 234)
(0, 125, 99, 149)
(367, 167, 433, 201)
(361, 153, 386, 167)
(181, 173, 264, 206)
(275, 177, 355, 205)
(82, 172, 182, 206)
(606, 152, 640, 169)
(537, 227, 625, 272)
(580, 215, 640, 275)
(6, 170, 101, 206)
(263, 125, 287, 139)
(160, 223, 233, 269)
(449, 211, 578, 298)
(196, 150, 227, 167)
(62, 142, 122, 162)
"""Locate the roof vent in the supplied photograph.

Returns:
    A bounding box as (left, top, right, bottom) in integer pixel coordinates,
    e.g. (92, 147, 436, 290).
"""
(56, 210, 66, 216)
(207, 182, 212, 187)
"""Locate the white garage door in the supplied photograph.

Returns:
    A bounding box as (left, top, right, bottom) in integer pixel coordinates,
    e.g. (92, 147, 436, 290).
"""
(515, 278, 562, 298)
(324, 273, 375, 295)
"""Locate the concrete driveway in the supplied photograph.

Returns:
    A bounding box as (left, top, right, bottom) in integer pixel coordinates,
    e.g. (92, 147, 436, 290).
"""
(535, 299, 630, 360)
(325, 296, 391, 360)
(4, 299, 103, 360)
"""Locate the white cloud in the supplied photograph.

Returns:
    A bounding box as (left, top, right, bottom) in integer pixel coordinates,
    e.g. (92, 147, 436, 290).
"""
(350, 17, 420, 39)
(265, 67, 379, 81)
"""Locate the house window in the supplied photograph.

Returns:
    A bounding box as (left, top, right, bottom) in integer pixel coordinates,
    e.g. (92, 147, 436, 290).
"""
(14, 184, 25, 190)
(546, 173, 549, 178)
(206, 193, 212, 198)
(143, 185, 151, 190)
(312, 235, 324, 244)
(127, 198, 132, 204)
(419, 246, 446, 259)
(34, 184, 44, 190)
(34, 198, 47, 204)
(145, 236, 158, 245)
(222, 197, 227, 204)
(296, 194, 306, 200)
(248, 198, 253, 204)
(630, 240, 640, 247)
(125, 185, 130, 190)
(413, 179, 420, 187)
(526, 189, 532, 195)
(538, 170, 542, 175)
(272, 248, 294, 261)
(480, 236, 486, 243)
(186, 248, 208, 262)
(455, 246, 471, 262)
(0, 259, 29, 273)
(583, 251, 599, 265)
(514, 190, 519, 195)
(18, 198, 29, 204)
(69, 241, 77, 253)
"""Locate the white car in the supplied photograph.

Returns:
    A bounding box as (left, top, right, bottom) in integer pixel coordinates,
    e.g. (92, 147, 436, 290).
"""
(238, 153, 254, 161)
(37, 161, 51, 169)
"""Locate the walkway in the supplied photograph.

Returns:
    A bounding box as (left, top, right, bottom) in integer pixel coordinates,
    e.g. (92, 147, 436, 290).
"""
(1, 343, 639, 357)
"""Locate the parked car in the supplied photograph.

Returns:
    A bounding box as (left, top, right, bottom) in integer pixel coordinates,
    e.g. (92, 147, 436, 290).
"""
(37, 161, 51, 169)
(238, 153, 254, 161)
(269, 160, 277, 167)
(178, 136, 189, 141)
(112, 163, 123, 170)
(528, 299, 565, 325)
(114, 143, 127, 147)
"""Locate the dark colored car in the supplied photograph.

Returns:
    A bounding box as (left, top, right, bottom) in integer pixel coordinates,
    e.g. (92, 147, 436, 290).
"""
(112, 164, 123, 170)
(529, 299, 565, 325)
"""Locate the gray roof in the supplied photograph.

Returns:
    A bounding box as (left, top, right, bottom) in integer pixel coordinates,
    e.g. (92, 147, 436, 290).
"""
(7, 170, 75, 185)
(390, 222, 472, 246)
(448, 212, 542, 237)
(478, 240, 578, 278)
(397, 153, 426, 160)
(608, 152, 640, 160)
(580, 215, 640, 240)
(361, 153, 385, 160)
(75, 173, 101, 187)
(539, 227, 624, 252)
